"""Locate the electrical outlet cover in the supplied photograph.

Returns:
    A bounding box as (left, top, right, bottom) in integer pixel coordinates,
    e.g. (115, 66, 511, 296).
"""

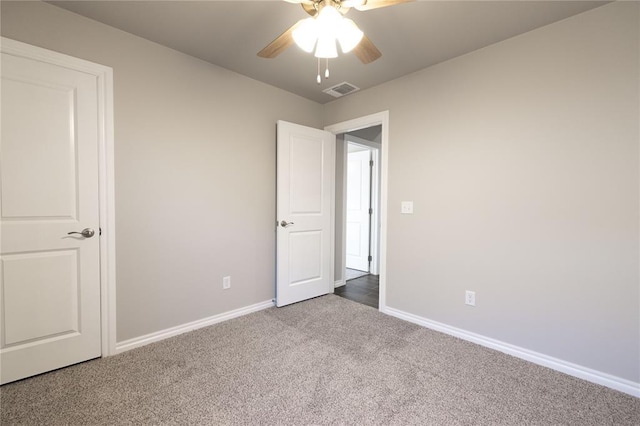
(401, 201, 414, 214)
(465, 290, 476, 306)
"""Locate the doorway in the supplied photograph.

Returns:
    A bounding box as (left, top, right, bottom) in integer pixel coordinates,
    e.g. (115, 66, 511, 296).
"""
(325, 112, 388, 310)
(338, 131, 381, 308)
(345, 138, 379, 277)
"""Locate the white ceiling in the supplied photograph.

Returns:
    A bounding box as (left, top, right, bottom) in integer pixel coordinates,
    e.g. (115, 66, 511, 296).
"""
(48, 0, 608, 104)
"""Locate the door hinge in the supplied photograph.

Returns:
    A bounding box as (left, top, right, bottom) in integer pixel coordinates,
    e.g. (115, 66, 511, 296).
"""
(369, 208, 373, 215)
(370, 160, 374, 167)
(368, 255, 372, 262)
(99, 227, 102, 236)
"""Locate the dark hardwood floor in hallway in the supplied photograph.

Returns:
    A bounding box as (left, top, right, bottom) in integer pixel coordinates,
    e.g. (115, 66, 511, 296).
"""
(334, 273, 379, 309)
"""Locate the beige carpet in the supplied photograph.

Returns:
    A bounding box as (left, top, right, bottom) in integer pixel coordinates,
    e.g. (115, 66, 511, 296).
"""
(1, 295, 638, 425)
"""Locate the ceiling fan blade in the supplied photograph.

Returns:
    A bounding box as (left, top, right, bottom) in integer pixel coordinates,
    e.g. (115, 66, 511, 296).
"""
(340, 0, 365, 7)
(257, 20, 302, 59)
(349, 0, 415, 11)
(302, 2, 319, 16)
(352, 35, 381, 64)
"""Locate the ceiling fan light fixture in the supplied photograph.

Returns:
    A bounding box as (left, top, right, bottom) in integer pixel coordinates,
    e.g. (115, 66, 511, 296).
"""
(317, 3, 343, 29)
(260, 0, 394, 83)
(292, 18, 318, 52)
(312, 4, 341, 58)
(337, 18, 363, 53)
(314, 34, 338, 58)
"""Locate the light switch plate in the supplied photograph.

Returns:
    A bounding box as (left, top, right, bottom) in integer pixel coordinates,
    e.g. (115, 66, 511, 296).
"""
(401, 201, 413, 214)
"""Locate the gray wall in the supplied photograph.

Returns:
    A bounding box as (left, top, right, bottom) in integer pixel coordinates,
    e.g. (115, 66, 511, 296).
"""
(324, 2, 639, 382)
(1, 1, 323, 342)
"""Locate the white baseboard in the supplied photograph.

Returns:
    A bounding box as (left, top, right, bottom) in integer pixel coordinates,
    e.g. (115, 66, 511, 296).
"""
(382, 306, 640, 398)
(115, 299, 275, 354)
(334, 279, 346, 288)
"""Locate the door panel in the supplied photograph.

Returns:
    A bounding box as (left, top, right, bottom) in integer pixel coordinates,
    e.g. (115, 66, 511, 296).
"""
(2, 250, 79, 346)
(289, 231, 322, 284)
(276, 121, 335, 307)
(346, 149, 371, 272)
(289, 137, 323, 214)
(0, 49, 101, 384)
(2, 78, 78, 218)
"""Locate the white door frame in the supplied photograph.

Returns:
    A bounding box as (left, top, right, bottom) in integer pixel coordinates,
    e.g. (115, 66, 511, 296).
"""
(344, 135, 381, 276)
(2, 37, 117, 356)
(325, 111, 389, 310)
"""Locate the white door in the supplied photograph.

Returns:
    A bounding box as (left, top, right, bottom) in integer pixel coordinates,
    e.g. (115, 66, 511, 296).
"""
(276, 121, 335, 307)
(346, 149, 371, 272)
(0, 48, 102, 384)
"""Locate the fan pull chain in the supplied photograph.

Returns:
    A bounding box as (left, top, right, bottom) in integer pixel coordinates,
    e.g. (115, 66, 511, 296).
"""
(316, 58, 321, 84)
(325, 58, 330, 79)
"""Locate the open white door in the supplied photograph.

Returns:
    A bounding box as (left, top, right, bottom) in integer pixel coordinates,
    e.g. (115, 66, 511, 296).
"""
(276, 121, 335, 307)
(346, 148, 371, 272)
(1, 44, 102, 383)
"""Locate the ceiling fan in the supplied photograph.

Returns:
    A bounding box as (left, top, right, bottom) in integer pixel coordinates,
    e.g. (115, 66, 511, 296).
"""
(258, 0, 413, 82)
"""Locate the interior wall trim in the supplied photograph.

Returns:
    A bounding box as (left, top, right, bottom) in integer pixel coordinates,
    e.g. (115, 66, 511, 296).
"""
(383, 306, 640, 398)
(115, 300, 275, 354)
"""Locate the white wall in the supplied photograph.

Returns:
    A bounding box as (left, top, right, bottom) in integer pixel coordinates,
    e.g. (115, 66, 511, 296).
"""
(1, 1, 323, 342)
(324, 2, 639, 383)
(334, 134, 346, 283)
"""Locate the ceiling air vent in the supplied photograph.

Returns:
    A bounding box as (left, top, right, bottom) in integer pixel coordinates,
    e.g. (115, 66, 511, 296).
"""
(323, 82, 360, 98)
